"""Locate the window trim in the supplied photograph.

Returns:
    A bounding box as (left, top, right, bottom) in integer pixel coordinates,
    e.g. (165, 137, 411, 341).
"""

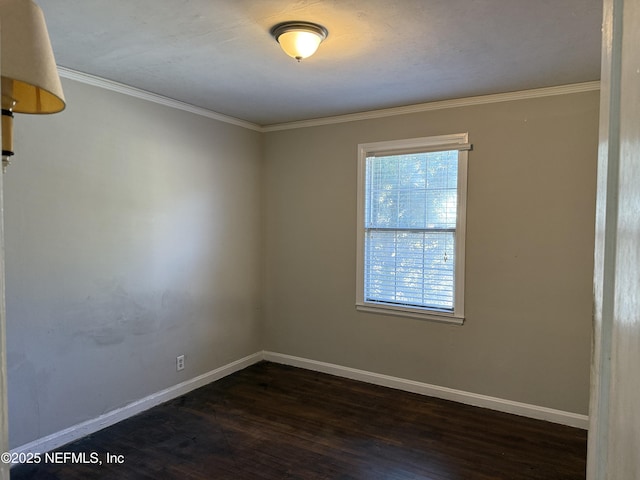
(356, 133, 470, 324)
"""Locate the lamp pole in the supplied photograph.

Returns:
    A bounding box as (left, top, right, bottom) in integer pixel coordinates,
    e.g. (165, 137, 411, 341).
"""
(0, 20, 9, 480)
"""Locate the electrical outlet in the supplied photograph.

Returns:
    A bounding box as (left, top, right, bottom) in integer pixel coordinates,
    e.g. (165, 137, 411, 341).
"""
(176, 355, 185, 371)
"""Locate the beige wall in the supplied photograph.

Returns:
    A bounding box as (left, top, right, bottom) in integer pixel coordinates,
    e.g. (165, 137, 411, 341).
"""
(263, 91, 598, 415)
(5, 79, 263, 448)
(5, 82, 597, 449)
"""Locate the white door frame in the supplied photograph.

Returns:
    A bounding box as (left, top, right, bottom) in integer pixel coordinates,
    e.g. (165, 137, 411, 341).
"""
(588, 0, 640, 478)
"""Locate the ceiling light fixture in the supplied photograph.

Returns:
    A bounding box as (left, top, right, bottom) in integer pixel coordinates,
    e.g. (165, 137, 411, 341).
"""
(271, 21, 328, 62)
(0, 0, 66, 171)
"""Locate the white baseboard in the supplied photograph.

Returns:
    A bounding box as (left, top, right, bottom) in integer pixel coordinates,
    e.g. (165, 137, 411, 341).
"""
(262, 351, 589, 429)
(12, 349, 587, 462)
(11, 352, 263, 460)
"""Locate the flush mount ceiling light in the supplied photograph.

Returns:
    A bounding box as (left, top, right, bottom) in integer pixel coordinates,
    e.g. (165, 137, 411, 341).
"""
(270, 21, 328, 62)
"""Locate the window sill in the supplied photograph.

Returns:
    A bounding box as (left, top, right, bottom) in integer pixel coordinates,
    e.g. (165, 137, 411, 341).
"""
(356, 303, 464, 325)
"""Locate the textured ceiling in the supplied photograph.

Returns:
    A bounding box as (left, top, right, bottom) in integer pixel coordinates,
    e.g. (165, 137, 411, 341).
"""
(37, 0, 603, 126)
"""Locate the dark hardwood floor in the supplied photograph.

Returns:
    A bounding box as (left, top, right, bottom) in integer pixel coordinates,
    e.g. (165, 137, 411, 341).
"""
(11, 361, 587, 479)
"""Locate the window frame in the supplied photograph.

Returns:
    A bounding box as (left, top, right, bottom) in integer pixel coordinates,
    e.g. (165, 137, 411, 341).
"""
(356, 133, 470, 325)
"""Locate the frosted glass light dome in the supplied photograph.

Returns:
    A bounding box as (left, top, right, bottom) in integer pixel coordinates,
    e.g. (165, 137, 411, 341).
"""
(271, 22, 328, 61)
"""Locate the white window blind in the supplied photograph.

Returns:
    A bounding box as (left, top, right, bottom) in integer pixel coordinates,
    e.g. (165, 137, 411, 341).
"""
(356, 134, 469, 323)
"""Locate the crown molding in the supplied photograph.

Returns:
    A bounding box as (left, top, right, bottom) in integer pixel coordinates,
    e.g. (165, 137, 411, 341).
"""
(58, 66, 599, 134)
(57, 66, 263, 132)
(262, 81, 601, 132)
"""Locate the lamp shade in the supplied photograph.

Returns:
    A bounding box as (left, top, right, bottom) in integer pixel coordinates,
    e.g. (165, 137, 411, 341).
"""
(0, 0, 65, 114)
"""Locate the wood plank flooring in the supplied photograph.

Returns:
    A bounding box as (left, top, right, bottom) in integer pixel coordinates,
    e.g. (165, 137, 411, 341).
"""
(11, 361, 587, 479)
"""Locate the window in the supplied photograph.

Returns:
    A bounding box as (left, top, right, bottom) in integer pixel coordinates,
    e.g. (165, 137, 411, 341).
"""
(356, 133, 470, 324)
